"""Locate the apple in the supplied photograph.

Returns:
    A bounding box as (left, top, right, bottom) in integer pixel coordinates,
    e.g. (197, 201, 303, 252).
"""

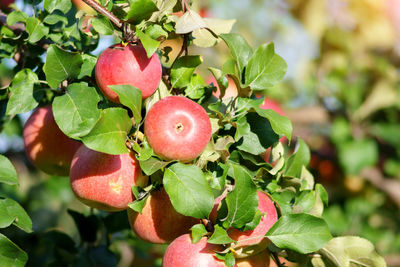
(72, 0, 96, 14)
(208, 76, 238, 100)
(159, 38, 184, 67)
(127, 188, 199, 244)
(70, 145, 148, 212)
(95, 43, 162, 103)
(260, 99, 284, 116)
(211, 191, 278, 258)
(23, 105, 81, 176)
(236, 250, 270, 267)
(162, 234, 225, 267)
(0, 0, 14, 9)
(144, 96, 212, 162)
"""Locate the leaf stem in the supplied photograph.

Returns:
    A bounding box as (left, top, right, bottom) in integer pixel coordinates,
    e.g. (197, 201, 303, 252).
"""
(271, 252, 285, 267)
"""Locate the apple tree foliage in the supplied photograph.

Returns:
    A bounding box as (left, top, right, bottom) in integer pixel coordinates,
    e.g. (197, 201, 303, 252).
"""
(0, 0, 386, 266)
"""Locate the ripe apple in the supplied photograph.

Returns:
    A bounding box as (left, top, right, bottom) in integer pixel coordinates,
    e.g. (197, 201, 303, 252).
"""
(208, 76, 238, 100)
(236, 250, 270, 267)
(72, 0, 96, 14)
(70, 145, 148, 212)
(23, 105, 81, 176)
(95, 43, 162, 103)
(211, 191, 278, 258)
(162, 234, 225, 267)
(127, 188, 199, 244)
(144, 96, 212, 162)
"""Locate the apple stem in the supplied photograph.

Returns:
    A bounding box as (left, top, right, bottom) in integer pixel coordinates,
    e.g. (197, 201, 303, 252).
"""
(201, 218, 215, 233)
(82, 0, 137, 42)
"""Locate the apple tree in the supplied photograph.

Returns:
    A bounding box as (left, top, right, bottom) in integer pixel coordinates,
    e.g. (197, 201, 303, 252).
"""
(0, 0, 387, 266)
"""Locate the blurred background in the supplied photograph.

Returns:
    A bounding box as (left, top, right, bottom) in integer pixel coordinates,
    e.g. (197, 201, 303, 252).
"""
(1, 0, 400, 266)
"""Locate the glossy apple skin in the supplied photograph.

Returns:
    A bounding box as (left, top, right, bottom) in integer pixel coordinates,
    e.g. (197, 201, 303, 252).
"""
(70, 145, 148, 212)
(23, 105, 81, 176)
(144, 96, 212, 162)
(236, 250, 270, 267)
(162, 234, 225, 267)
(211, 191, 278, 258)
(127, 188, 199, 244)
(95, 43, 162, 102)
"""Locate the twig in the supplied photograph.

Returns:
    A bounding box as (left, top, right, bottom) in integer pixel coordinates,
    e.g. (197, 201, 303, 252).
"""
(271, 252, 285, 267)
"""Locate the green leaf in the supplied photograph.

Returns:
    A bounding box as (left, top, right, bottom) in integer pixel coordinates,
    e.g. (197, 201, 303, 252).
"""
(0, 198, 32, 233)
(6, 69, 39, 116)
(109, 85, 142, 124)
(43, 44, 83, 89)
(78, 54, 97, 79)
(44, 0, 72, 13)
(208, 225, 235, 245)
(126, 0, 158, 24)
(191, 224, 208, 244)
(92, 16, 114, 35)
(81, 108, 132, 155)
(52, 82, 101, 139)
(139, 157, 169, 176)
(175, 10, 207, 34)
(315, 184, 328, 206)
(244, 43, 287, 90)
(192, 18, 236, 48)
(43, 14, 68, 25)
(285, 139, 311, 178)
(215, 251, 235, 267)
(6, 11, 28, 25)
(163, 163, 214, 219)
(266, 213, 332, 254)
(223, 164, 258, 229)
(26, 17, 49, 44)
(0, 155, 18, 186)
(0, 233, 28, 267)
(135, 28, 160, 58)
(220, 33, 253, 77)
(318, 236, 386, 267)
(338, 139, 378, 175)
(128, 196, 148, 214)
(208, 67, 229, 98)
(145, 24, 168, 40)
(185, 74, 207, 99)
(170, 56, 202, 88)
(255, 107, 292, 141)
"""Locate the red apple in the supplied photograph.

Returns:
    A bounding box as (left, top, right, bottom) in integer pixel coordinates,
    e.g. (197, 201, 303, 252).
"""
(162, 234, 225, 267)
(144, 96, 212, 162)
(236, 250, 270, 267)
(23, 105, 81, 176)
(127, 188, 199, 244)
(208, 76, 238, 100)
(70, 145, 148, 212)
(211, 191, 278, 258)
(260, 99, 284, 116)
(95, 43, 162, 103)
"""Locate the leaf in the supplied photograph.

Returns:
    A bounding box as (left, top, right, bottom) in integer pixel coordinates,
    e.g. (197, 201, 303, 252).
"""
(244, 43, 287, 90)
(135, 28, 160, 58)
(128, 196, 148, 214)
(26, 17, 49, 44)
(223, 164, 258, 229)
(191, 224, 208, 244)
(109, 85, 142, 124)
(192, 18, 236, 48)
(284, 139, 311, 178)
(318, 236, 387, 267)
(266, 213, 332, 254)
(92, 16, 114, 35)
(0, 198, 32, 233)
(43, 44, 83, 89)
(81, 108, 132, 155)
(126, 0, 159, 24)
(0, 233, 28, 267)
(185, 74, 207, 99)
(208, 225, 235, 245)
(68, 210, 100, 243)
(170, 56, 202, 88)
(0, 155, 18, 186)
(163, 163, 214, 219)
(255, 107, 292, 141)
(220, 33, 253, 77)
(175, 10, 207, 34)
(52, 82, 101, 139)
(139, 157, 169, 176)
(43, 14, 68, 25)
(44, 0, 72, 13)
(6, 11, 28, 25)
(6, 69, 39, 116)
(338, 139, 378, 175)
(78, 54, 97, 79)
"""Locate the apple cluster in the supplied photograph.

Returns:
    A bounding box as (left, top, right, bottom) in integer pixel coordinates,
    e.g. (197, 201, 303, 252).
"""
(22, 42, 280, 266)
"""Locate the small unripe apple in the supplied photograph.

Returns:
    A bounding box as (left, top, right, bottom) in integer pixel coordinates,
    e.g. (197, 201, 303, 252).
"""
(127, 188, 199, 244)
(95, 43, 162, 103)
(236, 250, 270, 267)
(144, 96, 212, 162)
(211, 191, 278, 258)
(23, 105, 81, 176)
(70, 145, 148, 212)
(162, 234, 225, 267)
